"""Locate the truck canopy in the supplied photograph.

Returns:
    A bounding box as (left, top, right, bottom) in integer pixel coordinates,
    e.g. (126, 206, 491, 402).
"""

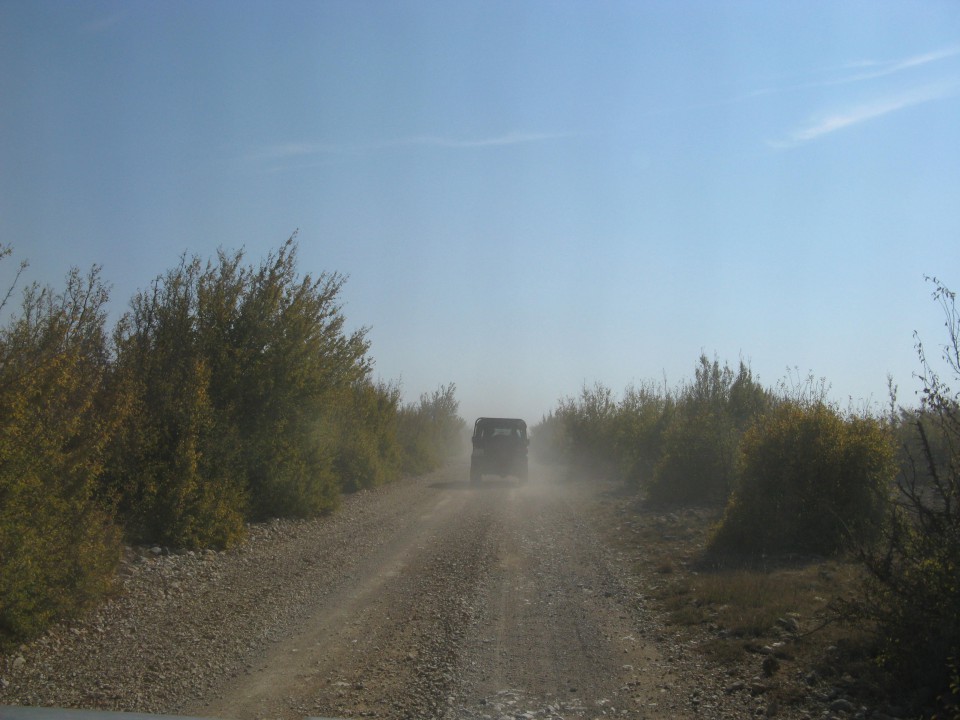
(472, 417, 527, 439)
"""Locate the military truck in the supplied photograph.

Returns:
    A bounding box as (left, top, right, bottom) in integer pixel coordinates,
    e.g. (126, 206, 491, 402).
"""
(469, 417, 528, 483)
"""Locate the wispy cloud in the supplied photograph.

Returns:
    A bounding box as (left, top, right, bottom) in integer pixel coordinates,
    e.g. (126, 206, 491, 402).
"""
(746, 46, 960, 100)
(756, 46, 960, 149)
(838, 46, 960, 84)
(769, 83, 957, 149)
(79, 12, 124, 35)
(401, 132, 574, 149)
(258, 132, 572, 162)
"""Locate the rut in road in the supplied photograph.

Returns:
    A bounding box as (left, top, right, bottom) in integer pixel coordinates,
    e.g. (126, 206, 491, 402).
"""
(192, 463, 691, 720)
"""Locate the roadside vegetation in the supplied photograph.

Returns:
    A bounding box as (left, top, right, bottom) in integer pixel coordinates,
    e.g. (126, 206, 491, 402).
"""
(0, 238, 463, 648)
(534, 278, 960, 718)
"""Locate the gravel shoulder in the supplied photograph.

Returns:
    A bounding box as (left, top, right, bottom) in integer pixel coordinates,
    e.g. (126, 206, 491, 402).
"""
(1, 461, 769, 720)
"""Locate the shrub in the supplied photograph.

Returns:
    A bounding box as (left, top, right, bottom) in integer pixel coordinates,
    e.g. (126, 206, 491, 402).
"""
(646, 357, 767, 505)
(532, 358, 768, 497)
(614, 382, 675, 488)
(562, 383, 619, 477)
(530, 410, 566, 464)
(397, 384, 464, 475)
(223, 239, 369, 519)
(844, 277, 960, 711)
(104, 255, 248, 547)
(648, 406, 739, 505)
(0, 258, 124, 645)
(105, 237, 374, 541)
(538, 382, 634, 480)
(0, 238, 464, 643)
(710, 402, 894, 557)
(335, 380, 403, 492)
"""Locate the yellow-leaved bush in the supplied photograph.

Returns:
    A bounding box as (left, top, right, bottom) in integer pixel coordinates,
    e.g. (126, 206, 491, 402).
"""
(0, 262, 124, 646)
(709, 402, 894, 557)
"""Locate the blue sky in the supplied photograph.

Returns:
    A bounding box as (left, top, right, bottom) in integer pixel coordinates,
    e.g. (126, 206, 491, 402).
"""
(2, 1, 959, 424)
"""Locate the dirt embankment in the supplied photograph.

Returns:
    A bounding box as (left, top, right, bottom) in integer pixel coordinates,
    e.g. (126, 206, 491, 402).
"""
(2, 462, 777, 719)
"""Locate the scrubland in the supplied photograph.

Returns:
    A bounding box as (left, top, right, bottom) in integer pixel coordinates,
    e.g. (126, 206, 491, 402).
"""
(0, 238, 463, 648)
(2, 232, 959, 719)
(534, 281, 960, 718)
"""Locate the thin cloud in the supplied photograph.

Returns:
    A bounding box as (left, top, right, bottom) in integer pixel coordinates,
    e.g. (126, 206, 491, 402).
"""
(257, 132, 572, 161)
(261, 142, 351, 160)
(744, 46, 960, 100)
(880, 46, 960, 71)
(399, 132, 573, 149)
(79, 13, 124, 35)
(818, 46, 960, 87)
(769, 83, 956, 148)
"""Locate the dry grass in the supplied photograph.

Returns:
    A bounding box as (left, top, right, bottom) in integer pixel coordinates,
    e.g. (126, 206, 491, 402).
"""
(597, 491, 881, 712)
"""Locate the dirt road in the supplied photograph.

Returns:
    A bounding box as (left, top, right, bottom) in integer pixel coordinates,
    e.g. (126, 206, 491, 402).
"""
(191, 462, 689, 720)
(2, 461, 754, 719)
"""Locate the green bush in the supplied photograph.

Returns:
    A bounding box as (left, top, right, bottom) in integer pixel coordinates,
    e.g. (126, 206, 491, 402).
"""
(105, 255, 248, 547)
(845, 278, 960, 711)
(0, 259, 123, 646)
(646, 357, 767, 505)
(335, 380, 403, 492)
(562, 383, 619, 477)
(710, 402, 894, 556)
(0, 238, 465, 644)
(105, 237, 377, 537)
(647, 407, 739, 505)
(223, 240, 370, 519)
(397, 384, 464, 474)
(533, 358, 768, 498)
(535, 383, 624, 479)
(530, 409, 566, 464)
(614, 382, 675, 487)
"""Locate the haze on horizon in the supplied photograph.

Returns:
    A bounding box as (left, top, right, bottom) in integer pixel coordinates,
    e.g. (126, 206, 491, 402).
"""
(2, 1, 959, 426)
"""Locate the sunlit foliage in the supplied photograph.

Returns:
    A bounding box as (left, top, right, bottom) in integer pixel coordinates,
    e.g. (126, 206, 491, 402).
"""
(844, 277, 960, 712)
(104, 237, 376, 541)
(0, 251, 124, 645)
(397, 384, 465, 475)
(710, 401, 894, 556)
(104, 253, 248, 547)
(535, 357, 769, 504)
(647, 357, 769, 505)
(614, 382, 675, 488)
(334, 379, 403, 493)
(1, 237, 463, 646)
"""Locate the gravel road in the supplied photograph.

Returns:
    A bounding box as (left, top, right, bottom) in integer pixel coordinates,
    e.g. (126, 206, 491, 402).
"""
(0, 461, 767, 719)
